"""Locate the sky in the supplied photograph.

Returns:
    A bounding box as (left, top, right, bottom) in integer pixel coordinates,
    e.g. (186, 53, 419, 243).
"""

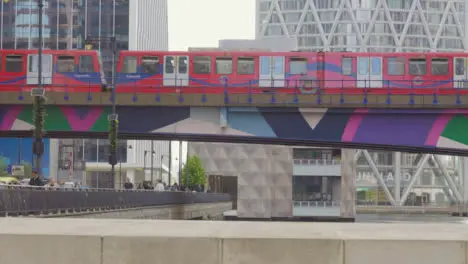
(168, 0, 255, 51)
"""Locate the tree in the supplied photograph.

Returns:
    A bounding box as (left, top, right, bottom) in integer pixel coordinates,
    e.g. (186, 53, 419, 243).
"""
(181, 155, 206, 186)
(0, 157, 9, 177)
(33, 96, 46, 179)
(21, 161, 33, 179)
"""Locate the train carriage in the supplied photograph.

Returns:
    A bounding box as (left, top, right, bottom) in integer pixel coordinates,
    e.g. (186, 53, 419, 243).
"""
(3, 49, 468, 96)
(0, 49, 104, 93)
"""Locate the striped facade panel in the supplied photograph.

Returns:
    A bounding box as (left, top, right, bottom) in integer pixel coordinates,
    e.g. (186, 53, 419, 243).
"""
(129, 0, 168, 51)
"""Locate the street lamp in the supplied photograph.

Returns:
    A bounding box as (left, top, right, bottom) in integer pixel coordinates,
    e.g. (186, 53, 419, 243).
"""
(84, 35, 119, 180)
(31, 0, 46, 180)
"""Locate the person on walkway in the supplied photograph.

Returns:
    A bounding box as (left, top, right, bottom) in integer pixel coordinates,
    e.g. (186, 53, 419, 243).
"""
(124, 178, 134, 190)
(154, 180, 165, 192)
(29, 171, 42, 187)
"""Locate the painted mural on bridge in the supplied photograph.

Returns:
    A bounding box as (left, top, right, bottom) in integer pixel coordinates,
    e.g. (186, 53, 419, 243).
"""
(0, 105, 467, 151)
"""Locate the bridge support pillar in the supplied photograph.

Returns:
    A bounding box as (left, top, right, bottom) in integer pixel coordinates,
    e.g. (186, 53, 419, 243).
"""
(461, 157, 468, 216)
(340, 149, 356, 221)
(237, 145, 293, 219)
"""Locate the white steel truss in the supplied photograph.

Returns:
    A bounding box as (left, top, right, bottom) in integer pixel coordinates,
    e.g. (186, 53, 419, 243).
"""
(355, 150, 462, 205)
(257, 0, 467, 52)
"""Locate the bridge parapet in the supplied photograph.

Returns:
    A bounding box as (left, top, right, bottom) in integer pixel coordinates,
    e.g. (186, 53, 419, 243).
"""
(0, 219, 465, 264)
(0, 186, 231, 216)
(0, 91, 467, 107)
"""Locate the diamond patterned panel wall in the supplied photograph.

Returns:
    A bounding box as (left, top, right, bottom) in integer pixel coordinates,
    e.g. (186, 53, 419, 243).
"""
(188, 142, 293, 218)
(257, 0, 467, 52)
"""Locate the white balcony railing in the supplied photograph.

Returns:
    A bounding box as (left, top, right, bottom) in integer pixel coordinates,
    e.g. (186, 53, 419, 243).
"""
(293, 159, 341, 165)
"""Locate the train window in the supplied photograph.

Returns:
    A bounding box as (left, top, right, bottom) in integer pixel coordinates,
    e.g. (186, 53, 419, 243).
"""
(341, 57, 352, 76)
(216, 57, 232, 74)
(5, 55, 23, 73)
(289, 57, 307, 74)
(121, 56, 137, 73)
(193, 56, 211, 74)
(57, 56, 75, 73)
(237, 57, 255, 75)
(142, 56, 159, 74)
(178, 57, 188, 74)
(165, 56, 174, 74)
(409, 58, 426, 75)
(431, 58, 449, 75)
(455, 58, 464, 75)
(387, 57, 405, 75)
(78, 55, 94, 73)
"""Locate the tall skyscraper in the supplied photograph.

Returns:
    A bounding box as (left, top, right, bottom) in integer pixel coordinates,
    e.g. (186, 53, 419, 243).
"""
(0, 0, 169, 75)
(256, 0, 467, 52)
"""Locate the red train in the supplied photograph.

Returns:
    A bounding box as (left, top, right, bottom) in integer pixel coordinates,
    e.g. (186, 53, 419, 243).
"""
(0, 49, 105, 93)
(115, 51, 468, 95)
(1, 49, 468, 95)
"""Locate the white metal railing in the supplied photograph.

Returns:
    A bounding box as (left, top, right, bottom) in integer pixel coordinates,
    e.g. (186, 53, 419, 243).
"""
(293, 201, 340, 208)
(294, 200, 453, 208)
(293, 159, 341, 166)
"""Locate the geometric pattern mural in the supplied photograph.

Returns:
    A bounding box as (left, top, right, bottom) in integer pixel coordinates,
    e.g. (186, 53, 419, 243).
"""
(1, 105, 468, 152)
(189, 142, 293, 218)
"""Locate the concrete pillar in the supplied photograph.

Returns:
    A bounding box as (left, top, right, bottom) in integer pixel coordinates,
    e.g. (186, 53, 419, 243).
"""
(340, 149, 356, 220)
(462, 157, 468, 214)
(394, 152, 401, 205)
(237, 144, 293, 219)
(270, 147, 293, 218)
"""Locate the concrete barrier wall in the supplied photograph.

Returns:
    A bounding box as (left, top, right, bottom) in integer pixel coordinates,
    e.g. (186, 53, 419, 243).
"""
(0, 219, 466, 264)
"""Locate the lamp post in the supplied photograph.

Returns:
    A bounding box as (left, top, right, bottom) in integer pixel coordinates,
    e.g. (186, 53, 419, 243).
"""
(31, 0, 46, 180)
(84, 35, 119, 179)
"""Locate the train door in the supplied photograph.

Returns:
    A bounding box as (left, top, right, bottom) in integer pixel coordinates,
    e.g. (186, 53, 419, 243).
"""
(357, 57, 382, 88)
(370, 57, 383, 88)
(453, 57, 467, 88)
(27, 54, 53, 85)
(163, 55, 189, 86)
(259, 56, 285, 87)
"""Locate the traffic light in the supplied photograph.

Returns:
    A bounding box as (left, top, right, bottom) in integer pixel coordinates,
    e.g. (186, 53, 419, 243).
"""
(85, 36, 94, 50)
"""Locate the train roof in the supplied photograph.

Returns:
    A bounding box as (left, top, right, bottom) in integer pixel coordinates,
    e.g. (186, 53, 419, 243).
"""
(0, 49, 99, 55)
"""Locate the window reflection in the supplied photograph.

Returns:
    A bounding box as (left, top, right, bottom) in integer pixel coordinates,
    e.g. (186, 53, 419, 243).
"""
(83, 139, 127, 163)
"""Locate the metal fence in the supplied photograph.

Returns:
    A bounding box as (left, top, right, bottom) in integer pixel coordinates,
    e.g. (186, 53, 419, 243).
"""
(0, 186, 231, 216)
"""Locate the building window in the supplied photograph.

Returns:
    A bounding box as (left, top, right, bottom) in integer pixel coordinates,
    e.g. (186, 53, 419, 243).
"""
(83, 139, 127, 163)
(409, 58, 426, 75)
(193, 56, 211, 74)
(289, 57, 307, 74)
(341, 57, 352, 76)
(216, 57, 233, 74)
(431, 58, 448, 75)
(5, 55, 24, 72)
(387, 57, 405, 75)
(57, 56, 75, 73)
(78, 55, 94, 73)
(121, 56, 137, 73)
(142, 56, 160, 74)
(237, 57, 255, 75)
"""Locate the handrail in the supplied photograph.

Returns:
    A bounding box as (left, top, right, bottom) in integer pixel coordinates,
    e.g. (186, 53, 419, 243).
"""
(293, 159, 341, 165)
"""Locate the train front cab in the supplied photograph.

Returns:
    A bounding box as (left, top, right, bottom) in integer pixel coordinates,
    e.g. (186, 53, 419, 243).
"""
(0, 50, 29, 91)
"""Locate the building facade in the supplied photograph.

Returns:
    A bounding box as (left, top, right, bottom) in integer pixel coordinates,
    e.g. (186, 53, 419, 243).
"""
(256, 0, 467, 52)
(0, 0, 169, 75)
(49, 139, 179, 189)
(0, 0, 171, 188)
(253, 0, 467, 207)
